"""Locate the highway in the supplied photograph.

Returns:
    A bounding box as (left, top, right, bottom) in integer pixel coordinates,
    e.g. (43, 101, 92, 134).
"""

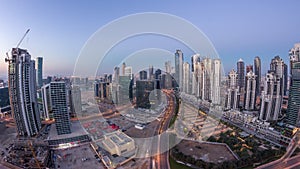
(150, 89, 176, 169)
(256, 129, 300, 169)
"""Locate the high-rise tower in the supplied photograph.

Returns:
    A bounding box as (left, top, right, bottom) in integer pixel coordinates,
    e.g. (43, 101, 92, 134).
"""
(254, 56, 261, 100)
(225, 69, 240, 110)
(6, 48, 41, 137)
(50, 81, 71, 135)
(36, 57, 43, 88)
(259, 71, 282, 121)
(183, 62, 190, 94)
(244, 71, 256, 110)
(237, 58, 245, 92)
(175, 50, 184, 90)
(287, 43, 300, 126)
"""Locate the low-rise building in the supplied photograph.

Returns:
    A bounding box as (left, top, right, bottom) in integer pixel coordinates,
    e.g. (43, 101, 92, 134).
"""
(102, 130, 135, 156)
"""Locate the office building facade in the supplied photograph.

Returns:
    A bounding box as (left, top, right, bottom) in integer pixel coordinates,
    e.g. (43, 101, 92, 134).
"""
(50, 81, 71, 135)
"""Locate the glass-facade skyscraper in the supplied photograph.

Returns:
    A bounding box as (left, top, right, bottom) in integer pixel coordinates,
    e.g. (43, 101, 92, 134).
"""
(287, 43, 300, 126)
(36, 57, 43, 88)
(50, 81, 71, 135)
(175, 50, 183, 90)
(237, 58, 245, 92)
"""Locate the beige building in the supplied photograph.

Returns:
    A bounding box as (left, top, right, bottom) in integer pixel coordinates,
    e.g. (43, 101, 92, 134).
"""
(102, 130, 135, 156)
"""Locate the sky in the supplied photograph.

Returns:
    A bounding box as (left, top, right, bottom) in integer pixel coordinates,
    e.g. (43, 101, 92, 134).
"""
(0, 0, 300, 80)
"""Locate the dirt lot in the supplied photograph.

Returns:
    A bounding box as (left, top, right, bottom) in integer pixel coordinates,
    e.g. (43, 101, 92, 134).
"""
(54, 144, 105, 169)
(176, 140, 237, 163)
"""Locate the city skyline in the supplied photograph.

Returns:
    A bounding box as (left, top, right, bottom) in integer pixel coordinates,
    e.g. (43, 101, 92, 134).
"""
(1, 0, 300, 79)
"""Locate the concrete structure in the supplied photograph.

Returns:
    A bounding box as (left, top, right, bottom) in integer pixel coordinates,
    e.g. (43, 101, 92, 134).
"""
(6, 48, 41, 137)
(36, 57, 43, 88)
(225, 69, 240, 110)
(259, 71, 282, 121)
(50, 81, 71, 135)
(102, 130, 135, 156)
(244, 71, 257, 110)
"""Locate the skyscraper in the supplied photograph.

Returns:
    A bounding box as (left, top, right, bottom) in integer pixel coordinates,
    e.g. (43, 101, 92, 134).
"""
(244, 71, 256, 110)
(36, 57, 43, 88)
(202, 58, 212, 101)
(286, 62, 300, 126)
(136, 80, 154, 109)
(254, 56, 261, 100)
(237, 59, 245, 92)
(41, 84, 52, 120)
(139, 70, 147, 80)
(287, 43, 300, 126)
(225, 69, 240, 110)
(246, 65, 253, 73)
(175, 50, 184, 90)
(183, 62, 190, 94)
(259, 71, 282, 121)
(6, 48, 41, 137)
(155, 69, 162, 80)
(289, 43, 300, 85)
(122, 62, 126, 76)
(191, 54, 200, 72)
(283, 63, 288, 96)
(113, 66, 120, 84)
(70, 85, 82, 117)
(50, 81, 71, 135)
(212, 59, 221, 105)
(149, 65, 154, 80)
(270, 55, 285, 102)
(124, 66, 132, 79)
(165, 61, 172, 74)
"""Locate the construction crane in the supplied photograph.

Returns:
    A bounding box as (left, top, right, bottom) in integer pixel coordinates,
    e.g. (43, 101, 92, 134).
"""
(16, 29, 30, 49)
(5, 29, 30, 63)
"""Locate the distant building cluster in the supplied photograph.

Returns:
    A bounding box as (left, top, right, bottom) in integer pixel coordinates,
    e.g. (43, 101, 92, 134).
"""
(224, 43, 300, 128)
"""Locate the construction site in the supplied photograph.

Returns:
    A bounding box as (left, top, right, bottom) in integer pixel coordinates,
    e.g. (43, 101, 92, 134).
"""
(3, 139, 50, 169)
